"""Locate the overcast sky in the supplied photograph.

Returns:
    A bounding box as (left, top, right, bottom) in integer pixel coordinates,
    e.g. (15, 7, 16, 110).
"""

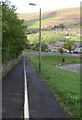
(9, 0, 81, 13)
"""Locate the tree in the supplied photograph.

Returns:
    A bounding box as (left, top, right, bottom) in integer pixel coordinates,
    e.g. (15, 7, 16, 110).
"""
(63, 40, 75, 52)
(53, 25, 58, 29)
(53, 24, 65, 30)
(58, 24, 65, 29)
(31, 42, 48, 51)
(58, 47, 64, 54)
(2, 2, 27, 62)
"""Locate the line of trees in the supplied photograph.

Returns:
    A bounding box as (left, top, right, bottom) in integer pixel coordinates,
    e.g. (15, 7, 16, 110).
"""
(2, 2, 27, 63)
(51, 24, 65, 30)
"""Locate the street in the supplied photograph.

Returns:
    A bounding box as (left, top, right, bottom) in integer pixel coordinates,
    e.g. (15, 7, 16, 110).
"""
(23, 51, 80, 56)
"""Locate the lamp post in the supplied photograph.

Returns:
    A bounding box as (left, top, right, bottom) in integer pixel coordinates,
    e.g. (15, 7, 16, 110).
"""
(29, 3, 41, 71)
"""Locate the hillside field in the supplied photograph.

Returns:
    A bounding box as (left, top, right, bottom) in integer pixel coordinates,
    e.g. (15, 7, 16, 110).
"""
(18, 7, 80, 28)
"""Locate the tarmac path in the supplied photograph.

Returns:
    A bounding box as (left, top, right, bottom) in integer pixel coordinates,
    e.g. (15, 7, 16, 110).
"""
(57, 64, 81, 73)
(25, 56, 71, 119)
(2, 55, 71, 119)
(2, 57, 24, 119)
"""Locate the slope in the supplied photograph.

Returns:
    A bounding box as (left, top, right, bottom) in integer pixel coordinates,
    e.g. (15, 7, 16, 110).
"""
(18, 7, 80, 28)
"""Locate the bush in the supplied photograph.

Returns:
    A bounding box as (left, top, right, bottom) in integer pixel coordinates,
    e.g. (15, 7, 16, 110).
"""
(31, 42, 48, 51)
(58, 48, 64, 54)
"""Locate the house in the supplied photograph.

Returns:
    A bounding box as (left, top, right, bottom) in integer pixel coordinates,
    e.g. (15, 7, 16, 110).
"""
(74, 41, 82, 48)
(49, 42, 65, 51)
(62, 48, 69, 53)
(73, 48, 82, 54)
(65, 36, 71, 39)
(65, 36, 78, 39)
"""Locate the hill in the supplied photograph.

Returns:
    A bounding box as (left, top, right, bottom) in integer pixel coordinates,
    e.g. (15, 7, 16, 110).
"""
(18, 7, 80, 29)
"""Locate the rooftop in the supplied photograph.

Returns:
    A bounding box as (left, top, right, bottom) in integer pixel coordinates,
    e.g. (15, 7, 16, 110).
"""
(50, 42, 65, 46)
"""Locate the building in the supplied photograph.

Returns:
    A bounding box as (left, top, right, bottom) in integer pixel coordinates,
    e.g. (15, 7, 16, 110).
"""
(65, 36, 71, 39)
(74, 41, 82, 48)
(49, 42, 65, 52)
(73, 48, 82, 54)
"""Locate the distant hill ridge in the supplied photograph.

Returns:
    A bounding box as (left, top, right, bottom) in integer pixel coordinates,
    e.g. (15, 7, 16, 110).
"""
(18, 7, 80, 28)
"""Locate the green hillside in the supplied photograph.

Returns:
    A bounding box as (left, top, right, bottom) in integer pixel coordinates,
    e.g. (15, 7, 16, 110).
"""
(18, 7, 80, 29)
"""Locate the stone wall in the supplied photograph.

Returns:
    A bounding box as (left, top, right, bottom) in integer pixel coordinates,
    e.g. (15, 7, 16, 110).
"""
(2, 55, 21, 76)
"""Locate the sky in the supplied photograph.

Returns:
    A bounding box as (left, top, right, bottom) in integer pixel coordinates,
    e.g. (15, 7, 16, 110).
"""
(8, 0, 81, 13)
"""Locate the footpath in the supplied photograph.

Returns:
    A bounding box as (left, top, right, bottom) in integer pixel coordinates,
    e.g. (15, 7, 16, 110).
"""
(25, 56, 71, 119)
(2, 57, 24, 119)
(2, 55, 71, 119)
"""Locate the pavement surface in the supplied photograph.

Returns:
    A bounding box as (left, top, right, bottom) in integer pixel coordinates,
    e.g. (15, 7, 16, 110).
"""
(25, 56, 71, 119)
(2, 55, 72, 119)
(57, 64, 81, 73)
(2, 57, 24, 119)
(23, 51, 80, 57)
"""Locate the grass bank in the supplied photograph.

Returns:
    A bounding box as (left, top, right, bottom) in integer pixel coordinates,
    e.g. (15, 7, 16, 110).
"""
(29, 55, 80, 118)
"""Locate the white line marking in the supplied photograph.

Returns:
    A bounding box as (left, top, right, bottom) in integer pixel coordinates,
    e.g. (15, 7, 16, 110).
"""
(23, 56, 29, 119)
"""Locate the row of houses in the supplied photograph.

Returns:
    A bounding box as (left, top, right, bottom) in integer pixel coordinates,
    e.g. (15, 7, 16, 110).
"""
(49, 42, 65, 52)
(49, 41, 82, 54)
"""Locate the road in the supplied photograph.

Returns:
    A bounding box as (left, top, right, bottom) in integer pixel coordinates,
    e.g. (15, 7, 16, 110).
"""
(23, 51, 80, 56)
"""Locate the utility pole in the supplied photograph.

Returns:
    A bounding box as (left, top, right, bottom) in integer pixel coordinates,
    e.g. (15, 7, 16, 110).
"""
(39, 7, 41, 71)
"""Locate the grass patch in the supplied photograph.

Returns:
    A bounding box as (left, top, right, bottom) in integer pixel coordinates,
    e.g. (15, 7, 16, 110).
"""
(70, 37, 80, 41)
(29, 55, 80, 118)
(41, 55, 80, 65)
(23, 49, 37, 52)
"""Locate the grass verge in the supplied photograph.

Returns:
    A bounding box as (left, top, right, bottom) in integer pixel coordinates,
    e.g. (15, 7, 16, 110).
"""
(29, 55, 80, 118)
